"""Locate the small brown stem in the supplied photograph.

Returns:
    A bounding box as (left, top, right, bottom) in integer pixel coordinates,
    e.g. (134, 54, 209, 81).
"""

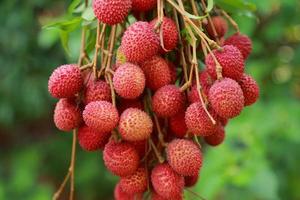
(221, 9, 240, 33)
(149, 139, 165, 163)
(69, 129, 77, 200)
(193, 134, 202, 149)
(52, 171, 71, 200)
(153, 114, 167, 147)
(185, 188, 207, 200)
(79, 63, 93, 71)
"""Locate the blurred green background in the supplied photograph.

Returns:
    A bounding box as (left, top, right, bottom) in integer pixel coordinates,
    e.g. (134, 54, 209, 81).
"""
(0, 0, 299, 199)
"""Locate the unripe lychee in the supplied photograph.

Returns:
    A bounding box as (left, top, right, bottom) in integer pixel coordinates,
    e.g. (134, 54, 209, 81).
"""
(150, 17, 179, 52)
(206, 16, 228, 39)
(117, 98, 143, 114)
(224, 33, 253, 59)
(167, 139, 202, 176)
(114, 182, 143, 200)
(132, 0, 156, 12)
(204, 125, 225, 146)
(209, 78, 244, 118)
(113, 63, 145, 99)
(92, 0, 131, 25)
(119, 108, 153, 141)
(84, 80, 111, 104)
(169, 112, 187, 138)
(54, 98, 82, 131)
(205, 45, 245, 80)
(140, 56, 172, 91)
(121, 22, 160, 63)
(185, 102, 218, 136)
(103, 141, 139, 176)
(238, 74, 259, 106)
(184, 174, 199, 187)
(120, 167, 148, 194)
(152, 85, 185, 117)
(48, 64, 83, 98)
(151, 163, 184, 199)
(83, 101, 119, 133)
(78, 125, 110, 151)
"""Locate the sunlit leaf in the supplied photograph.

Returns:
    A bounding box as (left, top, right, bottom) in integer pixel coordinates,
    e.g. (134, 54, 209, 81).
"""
(206, 0, 214, 13)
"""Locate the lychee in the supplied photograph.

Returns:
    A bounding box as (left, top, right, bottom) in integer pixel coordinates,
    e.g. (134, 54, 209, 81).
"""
(113, 63, 145, 99)
(103, 141, 139, 176)
(151, 192, 183, 200)
(204, 125, 225, 146)
(84, 80, 111, 104)
(83, 101, 119, 133)
(129, 140, 147, 157)
(167, 61, 177, 83)
(205, 45, 245, 80)
(117, 98, 143, 114)
(92, 0, 131, 25)
(206, 16, 228, 39)
(53, 98, 82, 131)
(121, 21, 160, 63)
(166, 139, 202, 176)
(224, 33, 252, 59)
(114, 182, 143, 200)
(184, 174, 199, 187)
(152, 85, 185, 117)
(48, 64, 83, 98)
(185, 102, 218, 136)
(140, 56, 172, 91)
(151, 163, 184, 199)
(169, 112, 187, 138)
(132, 0, 156, 12)
(208, 78, 244, 118)
(119, 108, 153, 141)
(238, 74, 259, 106)
(119, 167, 148, 194)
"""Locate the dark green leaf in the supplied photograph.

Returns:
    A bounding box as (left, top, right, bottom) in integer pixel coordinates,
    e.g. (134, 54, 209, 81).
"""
(43, 17, 82, 32)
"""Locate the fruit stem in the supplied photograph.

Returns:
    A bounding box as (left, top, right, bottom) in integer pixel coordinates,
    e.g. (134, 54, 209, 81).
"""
(193, 134, 202, 149)
(220, 9, 240, 33)
(69, 129, 77, 200)
(149, 139, 165, 163)
(185, 188, 207, 200)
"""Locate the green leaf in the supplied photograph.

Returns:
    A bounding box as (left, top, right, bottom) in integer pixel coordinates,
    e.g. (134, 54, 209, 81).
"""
(206, 0, 214, 13)
(43, 17, 82, 32)
(215, 0, 256, 12)
(59, 31, 71, 55)
(68, 0, 82, 14)
(183, 12, 208, 20)
(82, 7, 95, 21)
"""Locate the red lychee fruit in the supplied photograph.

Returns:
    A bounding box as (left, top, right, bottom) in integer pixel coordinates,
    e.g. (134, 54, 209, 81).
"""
(103, 141, 139, 176)
(92, 0, 131, 25)
(121, 21, 160, 63)
(185, 102, 218, 136)
(151, 192, 183, 200)
(169, 112, 187, 138)
(152, 85, 185, 117)
(48, 64, 83, 98)
(151, 163, 184, 199)
(132, 0, 156, 12)
(209, 78, 244, 118)
(150, 17, 179, 52)
(120, 167, 148, 194)
(205, 45, 245, 80)
(167, 61, 177, 83)
(114, 182, 143, 200)
(113, 63, 145, 99)
(78, 125, 110, 151)
(166, 139, 202, 176)
(119, 108, 153, 141)
(83, 101, 119, 133)
(224, 33, 253, 59)
(184, 174, 199, 187)
(238, 74, 259, 106)
(53, 98, 82, 131)
(117, 98, 143, 114)
(84, 80, 111, 104)
(205, 16, 228, 39)
(204, 125, 225, 146)
(140, 56, 172, 91)
(129, 140, 147, 157)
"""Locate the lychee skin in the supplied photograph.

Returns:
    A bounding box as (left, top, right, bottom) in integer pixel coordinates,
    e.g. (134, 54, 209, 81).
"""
(206, 16, 228, 39)
(48, 64, 83, 98)
(151, 163, 184, 199)
(54, 98, 82, 132)
(92, 0, 131, 25)
(204, 125, 225, 146)
(129, 140, 147, 157)
(132, 0, 156, 12)
(205, 45, 245, 80)
(119, 167, 148, 194)
(119, 108, 153, 141)
(114, 182, 143, 200)
(113, 63, 146, 99)
(103, 141, 139, 177)
(185, 102, 218, 136)
(167, 139, 202, 176)
(78, 125, 110, 151)
(224, 33, 253, 59)
(84, 80, 111, 104)
(83, 101, 119, 133)
(141, 56, 172, 91)
(121, 21, 160, 63)
(151, 192, 183, 200)
(209, 78, 244, 119)
(150, 17, 179, 52)
(169, 112, 187, 138)
(184, 174, 199, 187)
(238, 74, 259, 106)
(152, 85, 185, 117)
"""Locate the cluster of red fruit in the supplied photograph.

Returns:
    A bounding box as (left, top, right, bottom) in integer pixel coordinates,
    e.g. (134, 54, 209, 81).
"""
(48, 0, 260, 199)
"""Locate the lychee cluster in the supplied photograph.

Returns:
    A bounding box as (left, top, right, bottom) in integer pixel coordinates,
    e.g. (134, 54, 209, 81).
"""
(49, 2, 260, 199)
